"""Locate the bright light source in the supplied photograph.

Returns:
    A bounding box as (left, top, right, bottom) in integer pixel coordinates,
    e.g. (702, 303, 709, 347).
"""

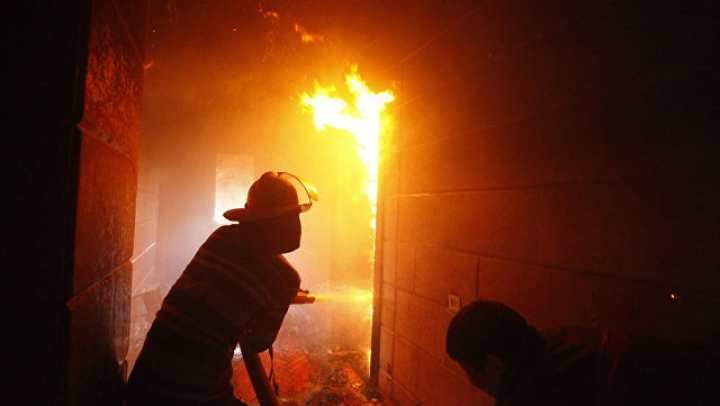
(300, 65, 395, 233)
(215, 154, 254, 224)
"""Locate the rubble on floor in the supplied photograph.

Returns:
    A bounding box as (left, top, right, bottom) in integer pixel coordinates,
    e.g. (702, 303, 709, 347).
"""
(232, 343, 379, 406)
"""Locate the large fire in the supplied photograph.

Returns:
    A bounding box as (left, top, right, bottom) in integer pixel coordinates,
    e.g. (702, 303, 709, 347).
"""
(300, 66, 395, 233)
(300, 68, 394, 374)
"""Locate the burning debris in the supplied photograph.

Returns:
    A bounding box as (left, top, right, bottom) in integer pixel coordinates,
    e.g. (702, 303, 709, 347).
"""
(232, 341, 379, 406)
(285, 351, 378, 406)
(231, 288, 379, 406)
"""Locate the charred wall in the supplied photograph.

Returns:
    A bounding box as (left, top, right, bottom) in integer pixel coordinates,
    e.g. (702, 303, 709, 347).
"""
(371, 1, 720, 405)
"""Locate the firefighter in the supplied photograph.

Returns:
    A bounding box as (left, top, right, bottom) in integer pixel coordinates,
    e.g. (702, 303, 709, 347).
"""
(125, 171, 317, 406)
(446, 300, 720, 406)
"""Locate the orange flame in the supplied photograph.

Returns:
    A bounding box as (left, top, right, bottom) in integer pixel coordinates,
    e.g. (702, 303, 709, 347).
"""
(301, 69, 393, 366)
(300, 66, 395, 234)
(294, 23, 324, 43)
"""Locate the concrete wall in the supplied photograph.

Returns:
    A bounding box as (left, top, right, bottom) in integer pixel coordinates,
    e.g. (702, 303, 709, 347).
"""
(372, 1, 720, 405)
(68, 0, 146, 404)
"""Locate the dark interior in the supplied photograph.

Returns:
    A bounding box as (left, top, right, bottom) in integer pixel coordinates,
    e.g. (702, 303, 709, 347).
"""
(5, 1, 719, 405)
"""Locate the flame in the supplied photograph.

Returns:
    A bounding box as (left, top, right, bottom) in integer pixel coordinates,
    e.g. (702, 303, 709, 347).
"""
(300, 66, 395, 231)
(301, 68, 392, 369)
(294, 23, 324, 43)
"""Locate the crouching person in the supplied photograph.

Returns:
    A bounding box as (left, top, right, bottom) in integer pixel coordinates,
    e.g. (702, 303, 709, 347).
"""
(446, 300, 720, 406)
(125, 171, 317, 406)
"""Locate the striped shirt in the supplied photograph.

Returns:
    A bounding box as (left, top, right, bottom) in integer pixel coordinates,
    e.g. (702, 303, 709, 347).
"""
(126, 225, 300, 405)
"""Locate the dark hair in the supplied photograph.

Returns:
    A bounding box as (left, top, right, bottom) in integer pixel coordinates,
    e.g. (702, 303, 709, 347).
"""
(446, 300, 530, 372)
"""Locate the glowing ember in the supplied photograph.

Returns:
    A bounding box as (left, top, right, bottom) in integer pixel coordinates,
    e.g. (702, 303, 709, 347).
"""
(294, 23, 324, 43)
(300, 66, 395, 231)
(259, 9, 279, 19)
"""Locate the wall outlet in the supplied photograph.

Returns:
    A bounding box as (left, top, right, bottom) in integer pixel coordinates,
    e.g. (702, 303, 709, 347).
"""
(448, 294, 461, 312)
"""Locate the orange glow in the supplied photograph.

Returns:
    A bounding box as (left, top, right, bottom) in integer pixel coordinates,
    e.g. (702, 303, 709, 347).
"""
(300, 68, 393, 371)
(313, 287, 373, 305)
(313, 287, 374, 319)
(294, 23, 324, 43)
(213, 154, 254, 224)
(300, 65, 395, 232)
(259, 9, 279, 19)
(670, 293, 677, 299)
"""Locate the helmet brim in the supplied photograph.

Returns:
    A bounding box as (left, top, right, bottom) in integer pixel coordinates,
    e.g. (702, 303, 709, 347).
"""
(223, 204, 302, 222)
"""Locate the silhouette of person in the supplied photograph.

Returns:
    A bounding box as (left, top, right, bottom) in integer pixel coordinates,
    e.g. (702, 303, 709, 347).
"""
(126, 171, 317, 406)
(447, 300, 720, 406)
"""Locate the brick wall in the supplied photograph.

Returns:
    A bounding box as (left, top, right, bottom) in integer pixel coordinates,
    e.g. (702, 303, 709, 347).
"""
(372, 1, 720, 405)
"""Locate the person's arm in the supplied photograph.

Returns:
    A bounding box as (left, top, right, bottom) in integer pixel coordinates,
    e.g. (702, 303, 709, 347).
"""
(243, 303, 291, 352)
(242, 253, 301, 352)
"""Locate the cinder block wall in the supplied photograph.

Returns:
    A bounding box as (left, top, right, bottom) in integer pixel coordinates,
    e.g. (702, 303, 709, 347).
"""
(374, 2, 719, 405)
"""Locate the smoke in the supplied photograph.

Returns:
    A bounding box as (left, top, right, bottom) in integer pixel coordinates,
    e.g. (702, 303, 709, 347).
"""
(132, 0, 380, 377)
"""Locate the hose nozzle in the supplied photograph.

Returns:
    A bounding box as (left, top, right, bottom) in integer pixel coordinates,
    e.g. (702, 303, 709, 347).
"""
(291, 288, 315, 305)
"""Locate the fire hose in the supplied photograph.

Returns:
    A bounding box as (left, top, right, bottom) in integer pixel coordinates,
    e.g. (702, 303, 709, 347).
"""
(240, 289, 315, 406)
